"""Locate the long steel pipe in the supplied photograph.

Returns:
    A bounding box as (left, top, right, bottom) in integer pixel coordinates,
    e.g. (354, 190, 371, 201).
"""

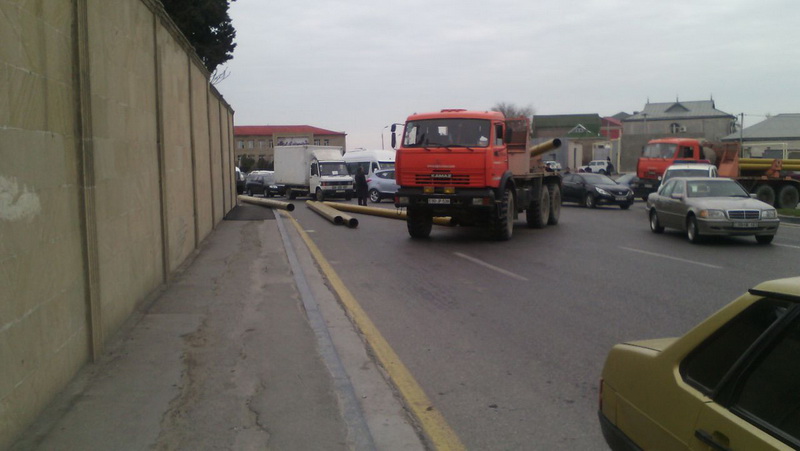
(322, 202, 453, 226)
(307, 201, 359, 228)
(238, 195, 296, 211)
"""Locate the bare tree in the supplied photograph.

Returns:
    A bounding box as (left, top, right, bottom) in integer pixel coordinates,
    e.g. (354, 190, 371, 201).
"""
(491, 102, 535, 121)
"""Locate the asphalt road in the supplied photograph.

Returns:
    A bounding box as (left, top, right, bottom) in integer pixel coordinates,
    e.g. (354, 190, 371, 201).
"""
(287, 198, 800, 450)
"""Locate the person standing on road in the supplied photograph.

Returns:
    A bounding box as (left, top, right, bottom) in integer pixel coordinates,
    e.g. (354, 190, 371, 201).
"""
(355, 166, 368, 206)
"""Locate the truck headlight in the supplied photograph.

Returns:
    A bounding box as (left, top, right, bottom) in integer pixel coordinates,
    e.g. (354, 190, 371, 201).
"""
(762, 209, 777, 219)
(699, 209, 725, 219)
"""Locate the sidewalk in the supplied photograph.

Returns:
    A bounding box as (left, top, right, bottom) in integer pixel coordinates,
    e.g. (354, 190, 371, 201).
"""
(11, 204, 424, 450)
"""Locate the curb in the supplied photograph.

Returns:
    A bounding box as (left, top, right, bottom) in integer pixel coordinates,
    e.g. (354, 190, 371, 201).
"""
(779, 214, 800, 224)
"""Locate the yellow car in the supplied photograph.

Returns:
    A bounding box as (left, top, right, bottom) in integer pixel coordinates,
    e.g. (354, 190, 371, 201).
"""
(599, 277, 800, 450)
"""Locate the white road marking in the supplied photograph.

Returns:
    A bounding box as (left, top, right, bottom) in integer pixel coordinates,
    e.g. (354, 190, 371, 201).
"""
(454, 252, 529, 281)
(775, 243, 800, 249)
(620, 247, 724, 269)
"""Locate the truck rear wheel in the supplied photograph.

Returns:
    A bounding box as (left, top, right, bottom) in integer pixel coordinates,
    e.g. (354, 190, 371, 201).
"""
(754, 184, 775, 206)
(777, 185, 799, 209)
(526, 185, 550, 229)
(547, 183, 560, 225)
(491, 188, 515, 240)
(407, 208, 432, 239)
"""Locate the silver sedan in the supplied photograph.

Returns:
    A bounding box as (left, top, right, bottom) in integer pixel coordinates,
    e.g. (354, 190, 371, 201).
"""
(646, 177, 780, 244)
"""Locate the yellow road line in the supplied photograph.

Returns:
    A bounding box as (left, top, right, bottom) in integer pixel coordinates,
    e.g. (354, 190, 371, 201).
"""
(283, 212, 465, 450)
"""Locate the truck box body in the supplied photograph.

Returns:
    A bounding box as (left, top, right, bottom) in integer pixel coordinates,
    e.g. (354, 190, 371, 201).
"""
(274, 145, 353, 200)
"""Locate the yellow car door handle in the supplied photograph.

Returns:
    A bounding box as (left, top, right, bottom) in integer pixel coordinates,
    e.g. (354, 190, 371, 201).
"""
(695, 429, 731, 451)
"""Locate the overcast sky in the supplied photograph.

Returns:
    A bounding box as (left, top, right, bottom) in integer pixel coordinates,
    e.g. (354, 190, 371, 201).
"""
(218, 0, 800, 151)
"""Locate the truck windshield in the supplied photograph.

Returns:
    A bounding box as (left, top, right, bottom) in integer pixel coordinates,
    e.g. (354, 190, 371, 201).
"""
(403, 119, 491, 148)
(643, 143, 677, 159)
(319, 162, 349, 176)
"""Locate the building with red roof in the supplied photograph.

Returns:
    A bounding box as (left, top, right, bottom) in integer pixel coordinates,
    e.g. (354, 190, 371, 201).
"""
(234, 125, 347, 169)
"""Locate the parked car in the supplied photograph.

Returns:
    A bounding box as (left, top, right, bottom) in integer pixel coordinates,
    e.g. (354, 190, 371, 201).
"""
(647, 177, 779, 244)
(366, 169, 399, 203)
(580, 159, 613, 174)
(600, 276, 800, 451)
(561, 173, 634, 209)
(544, 160, 562, 172)
(613, 172, 638, 187)
(235, 167, 245, 194)
(245, 171, 284, 197)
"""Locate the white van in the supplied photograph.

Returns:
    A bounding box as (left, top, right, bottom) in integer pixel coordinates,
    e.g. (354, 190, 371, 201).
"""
(343, 149, 396, 177)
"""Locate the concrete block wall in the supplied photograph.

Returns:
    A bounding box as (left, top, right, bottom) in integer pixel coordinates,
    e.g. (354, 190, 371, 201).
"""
(0, 0, 235, 447)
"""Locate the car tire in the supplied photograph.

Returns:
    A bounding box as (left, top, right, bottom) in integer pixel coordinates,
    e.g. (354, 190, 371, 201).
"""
(687, 215, 703, 243)
(584, 193, 596, 208)
(649, 209, 664, 233)
(369, 189, 381, 203)
(246, 188, 252, 196)
(755, 234, 774, 245)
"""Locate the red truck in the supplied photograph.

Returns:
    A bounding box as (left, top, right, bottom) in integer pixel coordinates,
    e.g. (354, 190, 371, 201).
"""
(392, 109, 562, 240)
(631, 137, 800, 208)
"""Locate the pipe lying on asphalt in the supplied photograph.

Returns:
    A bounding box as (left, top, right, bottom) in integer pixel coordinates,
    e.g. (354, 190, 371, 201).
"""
(307, 201, 359, 228)
(322, 202, 453, 226)
(238, 195, 296, 211)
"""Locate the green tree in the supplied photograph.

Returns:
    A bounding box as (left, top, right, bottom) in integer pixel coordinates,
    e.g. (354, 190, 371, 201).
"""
(161, 0, 237, 74)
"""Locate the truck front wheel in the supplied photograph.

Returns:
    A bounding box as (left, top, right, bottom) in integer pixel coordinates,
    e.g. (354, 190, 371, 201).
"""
(491, 188, 515, 240)
(407, 208, 432, 239)
(316, 188, 325, 202)
(526, 185, 550, 229)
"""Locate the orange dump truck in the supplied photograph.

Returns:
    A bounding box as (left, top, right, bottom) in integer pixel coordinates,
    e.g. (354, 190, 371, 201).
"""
(392, 109, 562, 240)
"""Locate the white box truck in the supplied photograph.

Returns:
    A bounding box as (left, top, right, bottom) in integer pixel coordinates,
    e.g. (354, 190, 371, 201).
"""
(274, 145, 354, 201)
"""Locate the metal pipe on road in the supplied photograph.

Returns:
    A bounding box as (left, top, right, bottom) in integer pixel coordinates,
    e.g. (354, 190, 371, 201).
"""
(307, 201, 359, 228)
(238, 195, 296, 211)
(322, 202, 453, 226)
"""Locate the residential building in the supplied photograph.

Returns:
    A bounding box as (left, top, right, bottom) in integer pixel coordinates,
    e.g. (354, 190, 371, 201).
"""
(234, 125, 347, 169)
(721, 113, 800, 159)
(532, 114, 620, 172)
(620, 99, 736, 171)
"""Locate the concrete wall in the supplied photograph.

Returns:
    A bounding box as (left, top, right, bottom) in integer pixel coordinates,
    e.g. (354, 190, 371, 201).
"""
(0, 0, 235, 447)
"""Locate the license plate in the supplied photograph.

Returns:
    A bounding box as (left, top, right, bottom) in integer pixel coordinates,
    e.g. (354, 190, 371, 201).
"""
(643, 183, 653, 188)
(733, 222, 758, 228)
(615, 196, 627, 201)
(428, 198, 450, 204)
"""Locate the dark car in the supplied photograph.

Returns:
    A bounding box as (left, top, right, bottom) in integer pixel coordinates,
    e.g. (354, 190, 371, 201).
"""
(244, 171, 283, 197)
(235, 167, 245, 194)
(562, 173, 634, 209)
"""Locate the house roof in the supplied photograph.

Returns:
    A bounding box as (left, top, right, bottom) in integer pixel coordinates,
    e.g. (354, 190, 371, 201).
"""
(533, 114, 601, 128)
(624, 100, 735, 121)
(234, 125, 346, 136)
(721, 114, 800, 141)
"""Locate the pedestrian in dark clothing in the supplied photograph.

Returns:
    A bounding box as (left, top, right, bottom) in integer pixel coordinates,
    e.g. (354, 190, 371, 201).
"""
(355, 166, 368, 206)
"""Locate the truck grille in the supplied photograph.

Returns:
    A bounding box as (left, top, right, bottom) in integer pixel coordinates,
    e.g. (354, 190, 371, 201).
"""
(728, 210, 760, 220)
(415, 173, 471, 186)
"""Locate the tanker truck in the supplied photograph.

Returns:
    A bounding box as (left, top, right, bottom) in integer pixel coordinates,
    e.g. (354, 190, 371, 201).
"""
(392, 109, 562, 240)
(631, 137, 800, 208)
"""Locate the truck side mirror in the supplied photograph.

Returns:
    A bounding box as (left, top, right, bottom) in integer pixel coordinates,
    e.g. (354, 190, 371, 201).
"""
(390, 124, 398, 148)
